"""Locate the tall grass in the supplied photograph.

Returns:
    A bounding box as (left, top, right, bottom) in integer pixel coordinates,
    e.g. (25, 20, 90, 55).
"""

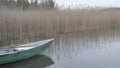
(0, 9, 120, 46)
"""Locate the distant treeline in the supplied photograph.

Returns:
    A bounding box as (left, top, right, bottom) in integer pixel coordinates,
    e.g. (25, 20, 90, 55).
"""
(0, 0, 55, 10)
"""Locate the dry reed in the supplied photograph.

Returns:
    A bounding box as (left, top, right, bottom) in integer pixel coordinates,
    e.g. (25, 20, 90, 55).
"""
(0, 8, 120, 46)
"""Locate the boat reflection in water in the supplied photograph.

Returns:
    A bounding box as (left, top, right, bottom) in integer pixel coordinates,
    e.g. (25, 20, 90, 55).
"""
(0, 55, 54, 68)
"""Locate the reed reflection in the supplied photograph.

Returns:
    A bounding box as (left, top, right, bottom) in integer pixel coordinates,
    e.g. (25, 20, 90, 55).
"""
(0, 55, 54, 68)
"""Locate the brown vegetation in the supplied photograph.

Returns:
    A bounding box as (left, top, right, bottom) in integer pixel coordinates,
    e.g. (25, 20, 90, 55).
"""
(0, 9, 120, 46)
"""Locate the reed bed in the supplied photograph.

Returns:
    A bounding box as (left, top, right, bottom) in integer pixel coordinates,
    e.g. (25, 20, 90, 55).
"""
(0, 9, 120, 46)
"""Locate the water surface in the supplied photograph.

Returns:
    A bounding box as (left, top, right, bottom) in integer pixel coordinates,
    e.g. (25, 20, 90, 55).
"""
(0, 55, 54, 68)
(46, 29, 120, 68)
(1, 28, 120, 68)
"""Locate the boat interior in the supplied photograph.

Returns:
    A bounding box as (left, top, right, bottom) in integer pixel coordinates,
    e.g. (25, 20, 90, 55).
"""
(0, 46, 34, 56)
(0, 39, 54, 56)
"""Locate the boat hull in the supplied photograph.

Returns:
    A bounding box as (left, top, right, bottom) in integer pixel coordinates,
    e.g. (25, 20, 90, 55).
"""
(0, 39, 53, 64)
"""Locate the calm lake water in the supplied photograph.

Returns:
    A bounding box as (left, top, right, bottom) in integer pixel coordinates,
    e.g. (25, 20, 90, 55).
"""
(1, 28, 120, 68)
(46, 28, 120, 68)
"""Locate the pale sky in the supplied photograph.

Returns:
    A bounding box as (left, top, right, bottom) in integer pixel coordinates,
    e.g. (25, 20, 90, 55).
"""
(55, 0, 120, 8)
(29, 0, 120, 9)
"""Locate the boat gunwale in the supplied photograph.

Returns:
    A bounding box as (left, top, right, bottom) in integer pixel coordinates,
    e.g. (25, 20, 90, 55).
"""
(0, 39, 54, 56)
